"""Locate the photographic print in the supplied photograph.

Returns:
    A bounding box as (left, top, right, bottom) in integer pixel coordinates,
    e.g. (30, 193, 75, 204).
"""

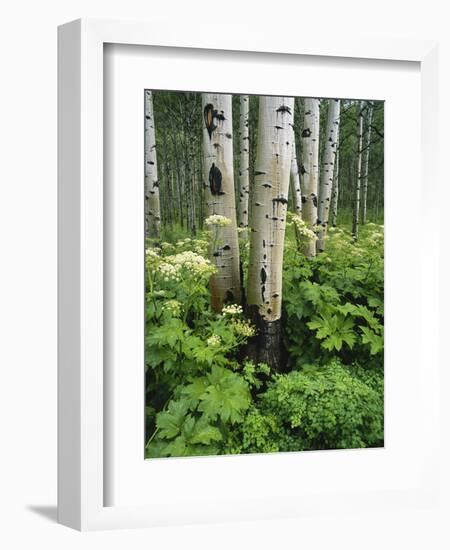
(144, 91, 384, 459)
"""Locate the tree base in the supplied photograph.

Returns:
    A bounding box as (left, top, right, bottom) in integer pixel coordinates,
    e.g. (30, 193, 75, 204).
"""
(246, 306, 286, 372)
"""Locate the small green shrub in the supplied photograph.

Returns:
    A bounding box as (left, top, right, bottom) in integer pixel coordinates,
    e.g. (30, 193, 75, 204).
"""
(258, 361, 384, 451)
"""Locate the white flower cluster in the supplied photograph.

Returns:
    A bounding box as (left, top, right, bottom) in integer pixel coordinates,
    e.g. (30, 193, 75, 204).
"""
(192, 239, 209, 255)
(162, 299, 182, 315)
(168, 251, 215, 273)
(157, 261, 181, 282)
(292, 215, 318, 242)
(206, 334, 221, 347)
(171, 237, 208, 255)
(155, 250, 216, 282)
(205, 215, 232, 227)
(145, 247, 160, 259)
(232, 319, 256, 338)
(222, 304, 243, 316)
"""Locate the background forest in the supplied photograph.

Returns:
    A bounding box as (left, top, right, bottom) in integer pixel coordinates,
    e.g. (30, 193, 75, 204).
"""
(145, 91, 384, 458)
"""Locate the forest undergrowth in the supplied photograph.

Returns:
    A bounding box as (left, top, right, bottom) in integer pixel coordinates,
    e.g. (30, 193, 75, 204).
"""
(145, 219, 384, 458)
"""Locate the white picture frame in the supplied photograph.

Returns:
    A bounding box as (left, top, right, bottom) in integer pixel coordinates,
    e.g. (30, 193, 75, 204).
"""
(58, 18, 440, 531)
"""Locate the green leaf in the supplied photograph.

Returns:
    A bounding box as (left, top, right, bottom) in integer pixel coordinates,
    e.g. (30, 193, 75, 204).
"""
(198, 366, 251, 424)
(308, 313, 356, 351)
(360, 326, 384, 355)
(156, 400, 189, 439)
(147, 318, 185, 349)
(190, 416, 222, 445)
(164, 436, 188, 457)
(181, 377, 208, 409)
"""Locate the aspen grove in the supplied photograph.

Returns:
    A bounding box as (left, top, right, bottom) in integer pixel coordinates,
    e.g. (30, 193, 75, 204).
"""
(145, 92, 384, 458)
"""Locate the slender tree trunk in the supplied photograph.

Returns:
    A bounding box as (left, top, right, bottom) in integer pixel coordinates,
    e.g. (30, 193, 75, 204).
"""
(361, 103, 373, 225)
(330, 140, 340, 227)
(170, 121, 183, 228)
(191, 150, 197, 235)
(197, 139, 204, 230)
(202, 93, 241, 311)
(317, 99, 341, 251)
(300, 98, 320, 257)
(237, 95, 250, 236)
(182, 96, 194, 234)
(247, 96, 294, 371)
(290, 127, 302, 216)
(145, 90, 161, 238)
(161, 124, 173, 229)
(352, 101, 364, 239)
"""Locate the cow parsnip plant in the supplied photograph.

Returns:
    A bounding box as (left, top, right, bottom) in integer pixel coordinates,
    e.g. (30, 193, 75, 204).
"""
(145, 224, 384, 458)
(283, 223, 384, 368)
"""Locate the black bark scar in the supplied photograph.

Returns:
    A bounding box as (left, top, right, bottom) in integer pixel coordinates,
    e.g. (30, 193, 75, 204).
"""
(276, 105, 292, 114)
(209, 163, 223, 195)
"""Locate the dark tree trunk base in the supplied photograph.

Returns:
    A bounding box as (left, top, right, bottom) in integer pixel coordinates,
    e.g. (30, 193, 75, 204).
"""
(246, 306, 286, 372)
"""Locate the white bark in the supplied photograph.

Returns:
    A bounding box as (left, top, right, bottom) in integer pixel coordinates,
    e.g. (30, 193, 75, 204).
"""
(352, 101, 364, 239)
(238, 95, 250, 234)
(202, 93, 241, 312)
(330, 138, 340, 227)
(361, 103, 373, 225)
(247, 96, 294, 324)
(317, 99, 341, 251)
(145, 90, 161, 238)
(290, 127, 302, 216)
(300, 98, 320, 257)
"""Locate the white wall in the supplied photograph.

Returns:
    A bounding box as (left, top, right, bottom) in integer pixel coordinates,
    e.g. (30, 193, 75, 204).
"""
(1, 1, 448, 548)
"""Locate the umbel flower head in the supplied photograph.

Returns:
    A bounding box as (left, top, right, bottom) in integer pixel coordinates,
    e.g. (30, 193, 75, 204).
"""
(145, 247, 160, 259)
(162, 299, 182, 315)
(291, 215, 318, 242)
(149, 250, 216, 282)
(206, 334, 221, 347)
(222, 304, 243, 316)
(205, 215, 232, 227)
(232, 319, 256, 338)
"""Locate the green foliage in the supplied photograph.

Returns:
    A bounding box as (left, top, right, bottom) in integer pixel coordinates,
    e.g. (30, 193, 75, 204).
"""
(283, 223, 384, 367)
(258, 360, 384, 450)
(146, 366, 251, 458)
(145, 223, 384, 458)
(195, 366, 251, 423)
(151, 399, 223, 458)
(307, 312, 356, 351)
(145, 237, 257, 458)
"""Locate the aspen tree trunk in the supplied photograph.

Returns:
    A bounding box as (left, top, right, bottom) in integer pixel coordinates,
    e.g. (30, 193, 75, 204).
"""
(361, 103, 373, 225)
(290, 128, 302, 216)
(330, 142, 340, 227)
(202, 93, 241, 312)
(300, 98, 320, 257)
(317, 99, 341, 251)
(237, 95, 250, 235)
(352, 101, 364, 239)
(161, 124, 172, 228)
(247, 96, 294, 371)
(145, 90, 161, 238)
(170, 121, 183, 228)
